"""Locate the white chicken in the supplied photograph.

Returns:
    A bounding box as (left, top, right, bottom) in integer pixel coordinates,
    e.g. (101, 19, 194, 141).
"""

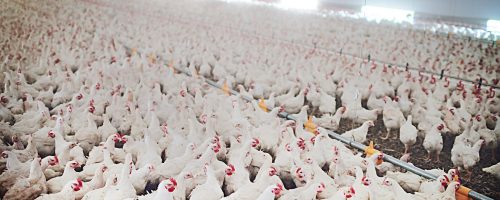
(130, 164, 155, 194)
(382, 178, 421, 200)
(385, 171, 423, 192)
(278, 182, 324, 200)
(97, 114, 117, 142)
(0, 154, 58, 193)
(451, 139, 484, 180)
(281, 88, 307, 113)
(155, 143, 197, 179)
(224, 161, 251, 194)
(382, 97, 405, 139)
(415, 181, 461, 200)
(47, 160, 81, 193)
(423, 124, 446, 162)
(318, 88, 336, 114)
(399, 115, 418, 154)
(482, 162, 500, 180)
(443, 107, 462, 135)
(189, 165, 224, 200)
(3, 158, 48, 200)
(341, 120, 374, 144)
(75, 113, 100, 154)
(418, 175, 448, 195)
(75, 164, 108, 199)
(10, 135, 38, 163)
(257, 184, 284, 200)
(313, 106, 345, 131)
(136, 132, 162, 168)
(103, 162, 136, 200)
(81, 174, 118, 200)
(35, 179, 83, 200)
(133, 178, 177, 200)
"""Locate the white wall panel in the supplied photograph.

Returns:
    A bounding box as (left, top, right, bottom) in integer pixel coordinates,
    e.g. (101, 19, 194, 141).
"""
(323, 0, 500, 20)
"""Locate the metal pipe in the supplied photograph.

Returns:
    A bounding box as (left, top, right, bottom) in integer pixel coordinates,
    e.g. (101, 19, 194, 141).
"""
(383, 154, 437, 180)
(126, 46, 494, 200)
(323, 127, 437, 180)
(470, 191, 494, 200)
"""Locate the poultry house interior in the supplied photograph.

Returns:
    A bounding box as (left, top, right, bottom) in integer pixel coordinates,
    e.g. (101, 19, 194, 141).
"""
(1, 0, 499, 199)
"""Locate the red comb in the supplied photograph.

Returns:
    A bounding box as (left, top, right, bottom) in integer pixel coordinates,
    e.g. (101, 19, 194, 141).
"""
(169, 178, 177, 186)
(444, 175, 450, 182)
(77, 178, 83, 187)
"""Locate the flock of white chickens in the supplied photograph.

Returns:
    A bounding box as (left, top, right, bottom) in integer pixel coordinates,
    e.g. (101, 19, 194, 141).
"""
(0, 0, 499, 200)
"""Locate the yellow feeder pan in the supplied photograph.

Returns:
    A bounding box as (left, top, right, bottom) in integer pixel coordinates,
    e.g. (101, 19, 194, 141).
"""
(304, 116, 317, 135)
(364, 141, 383, 165)
(131, 48, 137, 56)
(455, 186, 472, 200)
(496, 39, 500, 46)
(194, 70, 199, 78)
(222, 81, 230, 96)
(148, 53, 156, 64)
(258, 98, 268, 112)
(453, 175, 472, 200)
(167, 60, 175, 74)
